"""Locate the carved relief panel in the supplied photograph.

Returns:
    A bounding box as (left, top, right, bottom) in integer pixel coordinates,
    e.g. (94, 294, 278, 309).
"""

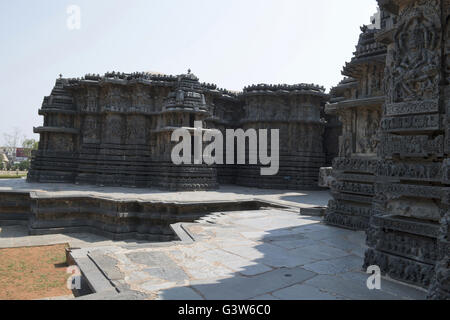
(132, 85, 152, 110)
(385, 0, 442, 116)
(445, 8, 450, 154)
(338, 110, 355, 157)
(107, 86, 123, 108)
(126, 115, 146, 144)
(104, 114, 123, 144)
(446, 10, 450, 83)
(48, 133, 74, 152)
(356, 108, 381, 155)
(86, 87, 99, 112)
(83, 115, 100, 144)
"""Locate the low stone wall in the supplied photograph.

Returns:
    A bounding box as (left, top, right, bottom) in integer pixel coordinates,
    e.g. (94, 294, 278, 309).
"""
(0, 191, 285, 241)
(0, 191, 30, 225)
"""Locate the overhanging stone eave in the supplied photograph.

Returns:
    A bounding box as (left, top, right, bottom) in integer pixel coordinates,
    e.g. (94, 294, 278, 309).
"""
(38, 108, 77, 115)
(342, 55, 387, 78)
(326, 96, 385, 111)
(33, 126, 79, 135)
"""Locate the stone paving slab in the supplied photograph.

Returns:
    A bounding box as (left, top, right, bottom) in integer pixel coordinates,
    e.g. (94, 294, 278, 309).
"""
(303, 275, 401, 300)
(190, 267, 317, 300)
(272, 284, 346, 300)
(0, 225, 150, 249)
(69, 208, 427, 300)
(88, 251, 124, 281)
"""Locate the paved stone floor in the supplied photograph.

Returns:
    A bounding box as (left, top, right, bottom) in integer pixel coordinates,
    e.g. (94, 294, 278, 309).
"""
(0, 179, 330, 209)
(73, 209, 426, 300)
(0, 181, 427, 300)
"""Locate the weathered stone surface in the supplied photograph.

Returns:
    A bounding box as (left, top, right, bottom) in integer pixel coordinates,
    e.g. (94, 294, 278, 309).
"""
(363, 0, 450, 299)
(321, 1, 450, 299)
(318, 167, 334, 188)
(324, 12, 386, 231)
(271, 284, 345, 300)
(190, 267, 316, 300)
(28, 70, 333, 191)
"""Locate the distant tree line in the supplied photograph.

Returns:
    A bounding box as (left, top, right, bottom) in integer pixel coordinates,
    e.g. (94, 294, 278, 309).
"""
(1, 128, 38, 171)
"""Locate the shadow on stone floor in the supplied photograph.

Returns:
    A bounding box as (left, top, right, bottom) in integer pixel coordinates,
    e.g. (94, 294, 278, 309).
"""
(150, 224, 427, 300)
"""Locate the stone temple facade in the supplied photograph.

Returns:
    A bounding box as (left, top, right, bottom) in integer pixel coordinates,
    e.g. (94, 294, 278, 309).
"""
(362, 0, 450, 299)
(235, 84, 328, 190)
(28, 72, 331, 190)
(325, 0, 450, 299)
(324, 13, 387, 230)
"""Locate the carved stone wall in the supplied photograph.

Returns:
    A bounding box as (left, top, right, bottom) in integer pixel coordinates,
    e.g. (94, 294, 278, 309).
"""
(29, 73, 334, 191)
(324, 17, 387, 230)
(235, 84, 328, 190)
(363, 0, 449, 299)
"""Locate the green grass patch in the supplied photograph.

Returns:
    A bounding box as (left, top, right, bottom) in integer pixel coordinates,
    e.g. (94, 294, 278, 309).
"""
(0, 174, 27, 179)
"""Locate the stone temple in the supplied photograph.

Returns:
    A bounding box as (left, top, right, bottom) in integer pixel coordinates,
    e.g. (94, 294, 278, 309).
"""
(1, 0, 449, 300)
(325, 0, 450, 299)
(324, 18, 386, 231)
(28, 71, 332, 191)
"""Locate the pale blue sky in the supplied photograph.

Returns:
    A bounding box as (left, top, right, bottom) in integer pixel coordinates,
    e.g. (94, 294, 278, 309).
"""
(0, 0, 378, 144)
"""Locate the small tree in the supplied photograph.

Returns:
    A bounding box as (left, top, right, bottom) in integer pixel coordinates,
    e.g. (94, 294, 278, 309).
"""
(22, 138, 38, 157)
(3, 127, 25, 161)
(18, 160, 30, 171)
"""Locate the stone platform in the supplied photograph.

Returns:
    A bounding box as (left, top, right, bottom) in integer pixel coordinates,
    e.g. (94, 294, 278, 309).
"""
(0, 179, 330, 241)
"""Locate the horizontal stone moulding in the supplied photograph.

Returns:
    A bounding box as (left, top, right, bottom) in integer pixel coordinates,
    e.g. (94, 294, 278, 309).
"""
(371, 214, 440, 238)
(384, 100, 439, 117)
(33, 126, 79, 135)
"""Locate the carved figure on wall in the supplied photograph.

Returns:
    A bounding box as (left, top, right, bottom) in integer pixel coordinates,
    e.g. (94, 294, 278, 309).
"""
(127, 117, 146, 142)
(49, 134, 73, 152)
(358, 110, 380, 154)
(106, 116, 122, 142)
(83, 116, 98, 140)
(392, 5, 441, 102)
(340, 134, 353, 157)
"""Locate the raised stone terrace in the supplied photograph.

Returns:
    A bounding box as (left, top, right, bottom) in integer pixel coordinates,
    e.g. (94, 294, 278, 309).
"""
(0, 179, 426, 300)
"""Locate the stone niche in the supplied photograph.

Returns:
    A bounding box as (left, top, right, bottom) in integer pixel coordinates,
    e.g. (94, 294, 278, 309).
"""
(363, 0, 450, 300)
(28, 72, 336, 191)
(324, 13, 387, 231)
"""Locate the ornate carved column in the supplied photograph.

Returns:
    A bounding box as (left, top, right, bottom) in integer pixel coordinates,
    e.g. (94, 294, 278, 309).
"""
(364, 0, 449, 298)
(429, 0, 450, 300)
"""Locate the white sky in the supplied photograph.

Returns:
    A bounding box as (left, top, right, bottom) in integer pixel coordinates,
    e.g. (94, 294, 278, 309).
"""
(0, 0, 378, 144)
